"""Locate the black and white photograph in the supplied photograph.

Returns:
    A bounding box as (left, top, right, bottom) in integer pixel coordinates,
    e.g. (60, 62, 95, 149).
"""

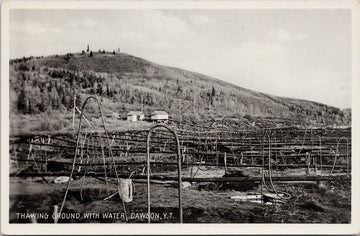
(1, 1, 359, 234)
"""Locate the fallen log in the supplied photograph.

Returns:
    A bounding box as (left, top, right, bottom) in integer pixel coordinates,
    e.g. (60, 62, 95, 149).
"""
(11, 158, 349, 169)
(10, 172, 350, 183)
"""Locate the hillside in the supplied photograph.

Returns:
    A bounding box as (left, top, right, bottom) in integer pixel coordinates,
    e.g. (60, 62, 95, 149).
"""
(9, 51, 350, 133)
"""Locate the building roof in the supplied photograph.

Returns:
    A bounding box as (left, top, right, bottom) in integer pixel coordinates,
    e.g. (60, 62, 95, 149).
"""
(151, 111, 168, 115)
(127, 111, 144, 116)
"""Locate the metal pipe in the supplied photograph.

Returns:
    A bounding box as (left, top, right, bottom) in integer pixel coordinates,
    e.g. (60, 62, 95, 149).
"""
(59, 96, 121, 217)
(146, 124, 183, 223)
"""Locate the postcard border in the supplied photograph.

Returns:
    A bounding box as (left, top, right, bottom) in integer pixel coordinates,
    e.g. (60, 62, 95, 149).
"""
(1, 1, 360, 235)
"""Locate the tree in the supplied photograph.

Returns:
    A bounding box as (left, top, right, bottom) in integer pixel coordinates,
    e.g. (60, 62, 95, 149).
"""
(177, 86, 182, 96)
(96, 82, 103, 96)
(49, 87, 60, 110)
(87, 44, 89, 52)
(89, 51, 93, 57)
(27, 86, 42, 114)
(39, 93, 50, 112)
(209, 92, 213, 106)
(17, 89, 28, 113)
(18, 63, 29, 71)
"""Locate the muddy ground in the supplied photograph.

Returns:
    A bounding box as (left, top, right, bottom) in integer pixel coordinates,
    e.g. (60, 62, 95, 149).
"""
(9, 166, 351, 224)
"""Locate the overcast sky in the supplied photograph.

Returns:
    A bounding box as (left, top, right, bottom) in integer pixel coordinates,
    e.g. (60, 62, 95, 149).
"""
(10, 9, 351, 109)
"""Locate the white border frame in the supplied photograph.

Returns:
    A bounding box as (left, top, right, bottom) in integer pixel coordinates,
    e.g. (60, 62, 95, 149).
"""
(1, 1, 360, 235)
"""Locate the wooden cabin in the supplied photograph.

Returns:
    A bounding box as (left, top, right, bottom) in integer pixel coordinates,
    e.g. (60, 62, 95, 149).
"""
(127, 111, 145, 122)
(151, 111, 169, 122)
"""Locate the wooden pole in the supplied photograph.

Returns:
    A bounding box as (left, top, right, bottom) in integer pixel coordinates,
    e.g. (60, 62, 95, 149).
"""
(224, 152, 227, 173)
(178, 98, 180, 120)
(72, 91, 76, 129)
(75, 106, 92, 128)
(193, 81, 196, 115)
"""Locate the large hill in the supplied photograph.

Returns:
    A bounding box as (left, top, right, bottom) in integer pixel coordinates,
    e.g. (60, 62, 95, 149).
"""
(9, 51, 350, 133)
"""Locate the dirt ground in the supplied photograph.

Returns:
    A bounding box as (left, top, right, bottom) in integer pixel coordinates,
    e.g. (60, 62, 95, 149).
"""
(9, 166, 351, 224)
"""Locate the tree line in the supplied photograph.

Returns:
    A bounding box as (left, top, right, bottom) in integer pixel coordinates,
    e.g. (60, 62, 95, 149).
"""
(9, 55, 350, 125)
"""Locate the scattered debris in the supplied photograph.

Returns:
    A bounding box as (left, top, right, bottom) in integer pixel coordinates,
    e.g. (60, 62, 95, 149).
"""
(263, 193, 285, 201)
(53, 176, 72, 184)
(181, 182, 191, 189)
(119, 178, 133, 203)
(231, 194, 262, 202)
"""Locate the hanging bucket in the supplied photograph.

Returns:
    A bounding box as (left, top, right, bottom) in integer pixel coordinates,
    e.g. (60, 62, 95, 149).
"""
(119, 178, 133, 202)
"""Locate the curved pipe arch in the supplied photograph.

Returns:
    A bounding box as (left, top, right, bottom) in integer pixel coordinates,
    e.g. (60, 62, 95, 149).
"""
(59, 96, 121, 216)
(146, 124, 183, 223)
(330, 137, 349, 175)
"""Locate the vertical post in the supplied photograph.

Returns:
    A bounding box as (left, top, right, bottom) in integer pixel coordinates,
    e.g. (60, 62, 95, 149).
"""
(190, 126, 195, 178)
(177, 135, 183, 224)
(224, 152, 227, 173)
(53, 205, 59, 224)
(26, 143, 33, 166)
(147, 138, 151, 223)
(346, 138, 349, 176)
(261, 134, 264, 204)
(45, 136, 50, 172)
(178, 98, 180, 120)
(274, 137, 278, 170)
(215, 138, 219, 174)
(100, 137, 110, 195)
(73, 90, 76, 129)
(306, 152, 310, 175)
(319, 136, 322, 176)
(311, 129, 314, 173)
(193, 89, 195, 114)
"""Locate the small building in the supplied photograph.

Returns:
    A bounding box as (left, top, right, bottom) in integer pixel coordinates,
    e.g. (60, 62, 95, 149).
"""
(151, 111, 169, 122)
(127, 111, 144, 122)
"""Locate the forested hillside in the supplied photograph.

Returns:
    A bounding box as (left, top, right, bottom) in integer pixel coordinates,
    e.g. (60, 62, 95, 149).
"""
(9, 51, 350, 133)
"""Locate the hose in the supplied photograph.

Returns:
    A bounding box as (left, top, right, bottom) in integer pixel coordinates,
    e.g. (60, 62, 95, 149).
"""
(59, 96, 123, 218)
(262, 130, 292, 201)
(330, 137, 349, 176)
